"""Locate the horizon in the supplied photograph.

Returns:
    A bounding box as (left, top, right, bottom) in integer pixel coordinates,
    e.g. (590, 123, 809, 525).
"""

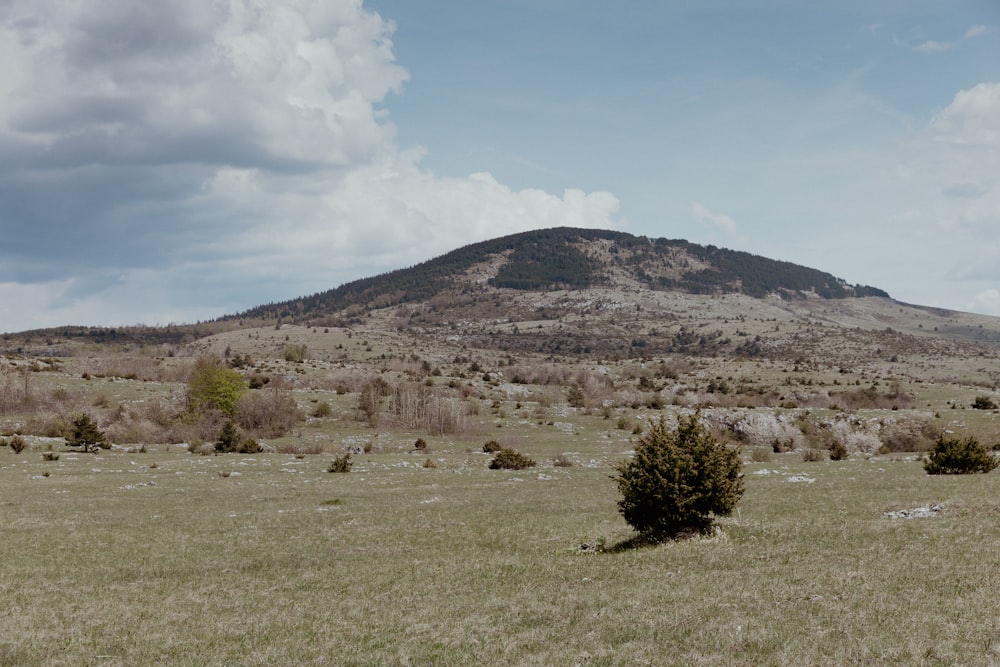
(1, 1, 998, 332)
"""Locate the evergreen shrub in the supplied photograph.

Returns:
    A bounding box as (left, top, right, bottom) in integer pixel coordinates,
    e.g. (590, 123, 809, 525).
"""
(924, 435, 998, 475)
(615, 414, 744, 539)
(488, 448, 536, 470)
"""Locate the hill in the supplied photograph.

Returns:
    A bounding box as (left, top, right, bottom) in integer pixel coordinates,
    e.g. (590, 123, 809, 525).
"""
(233, 227, 888, 323)
(5, 227, 1000, 362)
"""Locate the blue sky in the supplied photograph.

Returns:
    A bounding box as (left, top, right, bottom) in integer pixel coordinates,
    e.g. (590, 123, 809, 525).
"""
(1, 0, 998, 331)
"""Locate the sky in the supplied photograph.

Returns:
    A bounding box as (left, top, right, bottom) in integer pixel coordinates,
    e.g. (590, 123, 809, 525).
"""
(1, 0, 998, 333)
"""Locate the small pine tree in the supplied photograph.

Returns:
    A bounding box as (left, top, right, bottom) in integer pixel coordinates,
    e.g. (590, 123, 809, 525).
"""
(488, 448, 536, 470)
(924, 435, 998, 475)
(215, 420, 241, 454)
(67, 414, 107, 453)
(615, 414, 744, 539)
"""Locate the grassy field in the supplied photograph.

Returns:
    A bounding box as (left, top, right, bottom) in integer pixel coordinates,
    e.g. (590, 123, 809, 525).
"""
(3, 439, 1000, 666)
(3, 298, 1000, 666)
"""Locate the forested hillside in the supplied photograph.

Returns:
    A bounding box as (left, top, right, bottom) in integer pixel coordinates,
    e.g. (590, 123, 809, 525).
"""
(234, 227, 887, 322)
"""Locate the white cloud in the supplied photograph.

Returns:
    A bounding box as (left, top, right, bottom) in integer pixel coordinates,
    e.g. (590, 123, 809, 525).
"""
(914, 40, 954, 53)
(893, 82, 1000, 233)
(964, 25, 995, 39)
(914, 24, 995, 54)
(0, 0, 622, 331)
(691, 201, 736, 235)
(879, 81, 1000, 311)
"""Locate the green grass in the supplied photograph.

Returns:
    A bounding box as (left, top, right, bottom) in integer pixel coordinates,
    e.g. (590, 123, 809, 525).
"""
(3, 445, 1000, 666)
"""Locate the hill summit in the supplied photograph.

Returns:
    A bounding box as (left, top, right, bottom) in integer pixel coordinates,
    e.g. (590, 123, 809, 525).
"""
(236, 227, 887, 322)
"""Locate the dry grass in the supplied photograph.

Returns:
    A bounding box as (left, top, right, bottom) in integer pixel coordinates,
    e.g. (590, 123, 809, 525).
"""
(2, 446, 1000, 665)
(3, 289, 1000, 663)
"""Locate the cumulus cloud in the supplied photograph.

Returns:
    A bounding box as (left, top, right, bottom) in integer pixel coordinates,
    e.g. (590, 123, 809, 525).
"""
(691, 201, 736, 235)
(0, 0, 621, 330)
(883, 82, 1000, 309)
(895, 82, 1000, 230)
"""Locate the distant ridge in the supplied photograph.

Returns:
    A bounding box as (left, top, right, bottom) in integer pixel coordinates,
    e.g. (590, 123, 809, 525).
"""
(233, 227, 887, 322)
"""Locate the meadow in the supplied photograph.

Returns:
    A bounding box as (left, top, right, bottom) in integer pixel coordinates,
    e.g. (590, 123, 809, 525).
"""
(4, 290, 1000, 666)
(3, 437, 999, 666)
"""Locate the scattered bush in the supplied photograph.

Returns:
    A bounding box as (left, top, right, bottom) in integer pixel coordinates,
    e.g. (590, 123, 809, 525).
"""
(482, 440, 502, 453)
(553, 453, 574, 467)
(240, 438, 262, 454)
(488, 448, 536, 470)
(422, 457, 437, 469)
(237, 388, 303, 438)
(311, 401, 333, 418)
(924, 435, 998, 475)
(248, 374, 269, 389)
(972, 395, 998, 410)
(6, 435, 27, 454)
(283, 344, 308, 363)
(414, 438, 427, 450)
(802, 448, 824, 462)
(614, 413, 744, 539)
(828, 441, 849, 461)
(328, 454, 352, 473)
(67, 414, 107, 453)
(42, 450, 59, 461)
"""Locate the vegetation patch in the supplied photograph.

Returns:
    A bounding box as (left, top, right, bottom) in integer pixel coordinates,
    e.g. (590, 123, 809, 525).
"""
(924, 435, 998, 475)
(488, 448, 536, 470)
(615, 413, 743, 539)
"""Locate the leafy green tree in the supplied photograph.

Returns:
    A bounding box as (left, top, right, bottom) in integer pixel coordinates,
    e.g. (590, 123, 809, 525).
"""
(615, 413, 744, 539)
(67, 414, 107, 453)
(187, 356, 246, 417)
(924, 435, 998, 475)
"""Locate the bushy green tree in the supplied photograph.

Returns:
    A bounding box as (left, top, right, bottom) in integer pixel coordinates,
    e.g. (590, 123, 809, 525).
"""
(615, 413, 744, 539)
(924, 435, 998, 475)
(67, 414, 107, 453)
(488, 448, 536, 470)
(215, 420, 241, 454)
(187, 356, 246, 417)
